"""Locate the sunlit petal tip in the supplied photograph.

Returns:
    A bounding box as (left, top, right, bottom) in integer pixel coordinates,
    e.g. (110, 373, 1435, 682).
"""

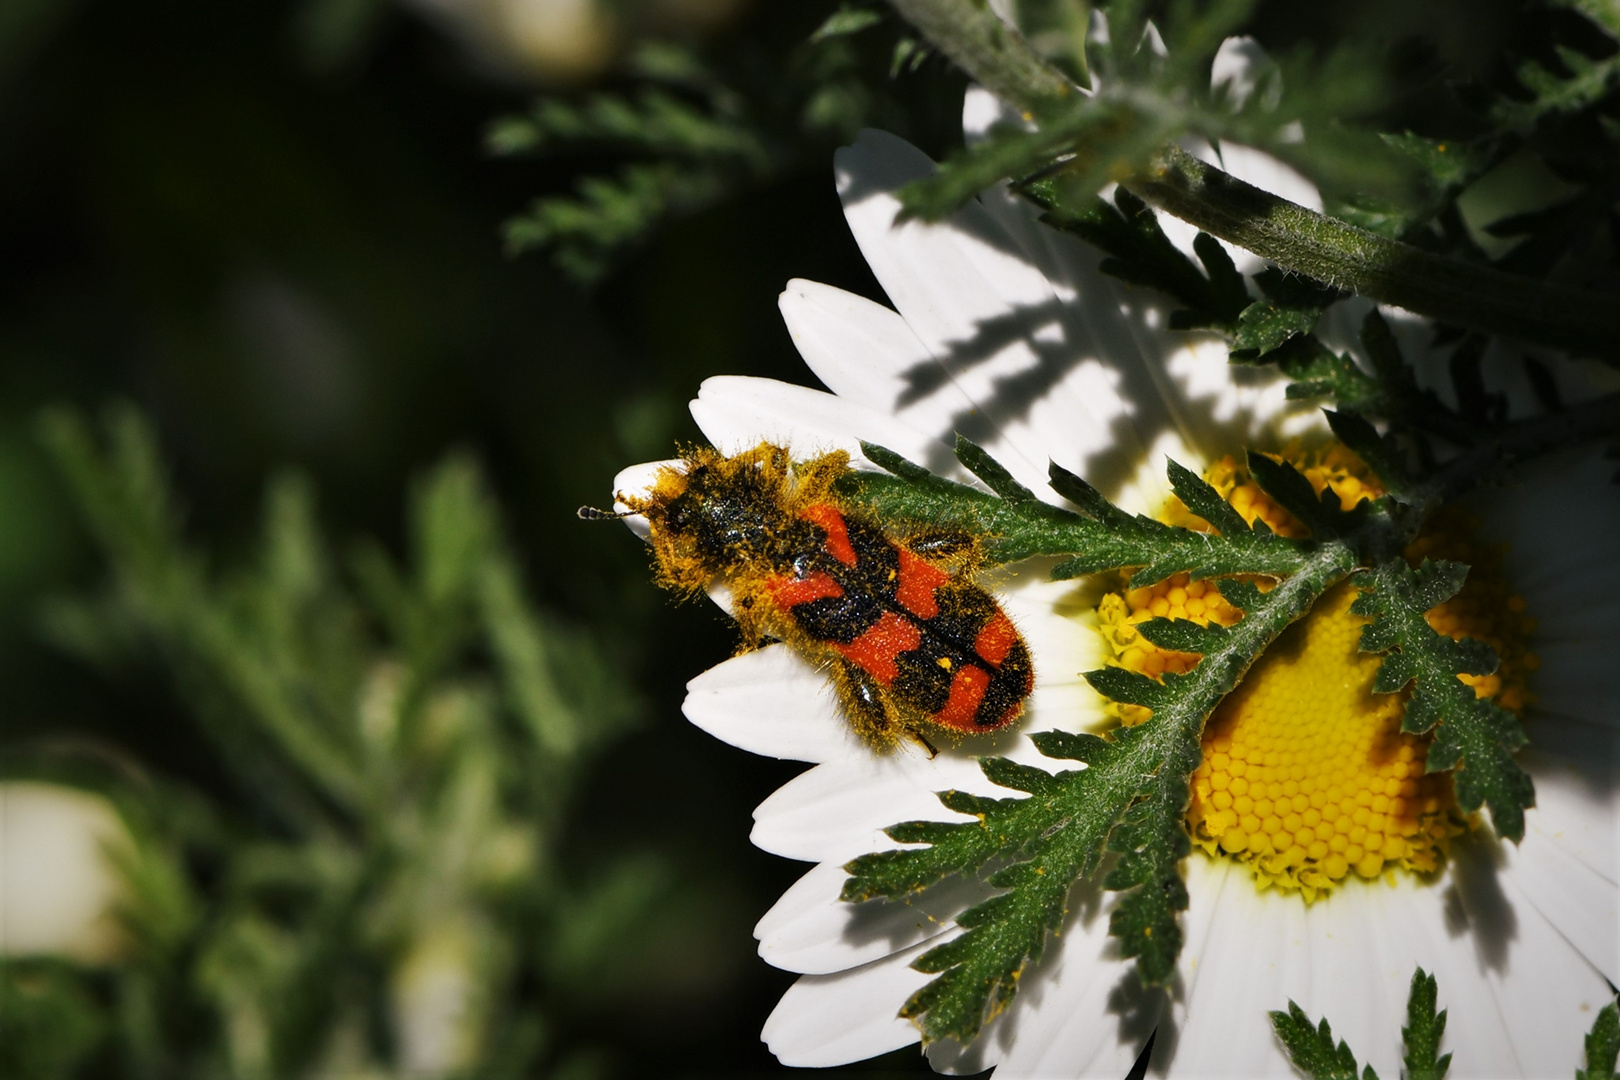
(691, 374, 948, 470)
(756, 860, 981, 976)
(1210, 36, 1274, 106)
(750, 754, 985, 865)
(607, 459, 679, 538)
(682, 645, 867, 765)
(762, 945, 938, 1067)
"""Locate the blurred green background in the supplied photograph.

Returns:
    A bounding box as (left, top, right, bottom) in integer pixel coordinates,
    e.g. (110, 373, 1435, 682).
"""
(0, 0, 1586, 1076)
(0, 1, 967, 1076)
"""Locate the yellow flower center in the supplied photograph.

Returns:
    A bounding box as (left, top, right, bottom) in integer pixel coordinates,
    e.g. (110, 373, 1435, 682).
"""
(1095, 444, 1538, 901)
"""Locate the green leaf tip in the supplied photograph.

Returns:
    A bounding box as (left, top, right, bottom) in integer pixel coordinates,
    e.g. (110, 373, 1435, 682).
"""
(1270, 1000, 1378, 1080)
(1402, 968, 1451, 1080)
(1351, 559, 1534, 841)
(1580, 999, 1620, 1080)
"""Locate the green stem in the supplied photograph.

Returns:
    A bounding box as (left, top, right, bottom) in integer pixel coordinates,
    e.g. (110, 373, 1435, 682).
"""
(886, 0, 1072, 107)
(886, 0, 1620, 362)
(1130, 147, 1620, 359)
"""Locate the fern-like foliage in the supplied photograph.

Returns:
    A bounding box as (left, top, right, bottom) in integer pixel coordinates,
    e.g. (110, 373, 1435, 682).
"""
(1402, 968, 1452, 1080)
(1581, 1000, 1620, 1080)
(841, 433, 1417, 1042)
(1271, 1001, 1380, 1080)
(11, 407, 641, 1077)
(1351, 559, 1534, 840)
(1276, 968, 1620, 1080)
(491, 7, 936, 282)
(832, 395, 1561, 1043)
(1270, 967, 1454, 1080)
(898, 0, 1398, 224)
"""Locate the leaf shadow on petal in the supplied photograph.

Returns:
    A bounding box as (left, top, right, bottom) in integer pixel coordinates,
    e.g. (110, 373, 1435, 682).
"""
(837, 872, 999, 960)
(1442, 831, 1518, 975)
(922, 863, 1171, 1075)
(837, 164, 1046, 273)
(1106, 955, 1178, 1078)
(885, 290, 1301, 502)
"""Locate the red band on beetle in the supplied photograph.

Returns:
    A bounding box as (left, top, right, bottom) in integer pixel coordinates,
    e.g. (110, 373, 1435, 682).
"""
(934, 664, 991, 731)
(895, 548, 949, 618)
(768, 571, 844, 608)
(799, 503, 857, 566)
(835, 611, 922, 685)
(974, 613, 1020, 667)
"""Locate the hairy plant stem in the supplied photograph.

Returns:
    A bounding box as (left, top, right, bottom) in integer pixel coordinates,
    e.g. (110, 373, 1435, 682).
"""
(886, 0, 1620, 362)
(887, 0, 1072, 107)
(1132, 147, 1620, 359)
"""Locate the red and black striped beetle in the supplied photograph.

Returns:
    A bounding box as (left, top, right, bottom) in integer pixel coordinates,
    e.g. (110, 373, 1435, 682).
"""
(586, 442, 1034, 751)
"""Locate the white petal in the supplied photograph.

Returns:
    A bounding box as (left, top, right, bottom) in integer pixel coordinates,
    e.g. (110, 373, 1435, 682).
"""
(756, 860, 989, 975)
(689, 375, 948, 469)
(1474, 446, 1620, 730)
(1504, 721, 1619, 982)
(1474, 448, 1620, 595)
(960, 91, 1207, 502)
(762, 941, 938, 1067)
(954, 152, 1320, 491)
(962, 85, 1012, 145)
(605, 459, 678, 538)
(1173, 860, 1312, 1077)
(1447, 835, 1612, 1077)
(1383, 307, 1607, 419)
(1167, 851, 1611, 1079)
(751, 752, 986, 865)
(682, 645, 867, 764)
(836, 129, 1138, 497)
(1210, 37, 1275, 111)
(973, 876, 1162, 1079)
(778, 279, 979, 482)
(1159, 333, 1325, 455)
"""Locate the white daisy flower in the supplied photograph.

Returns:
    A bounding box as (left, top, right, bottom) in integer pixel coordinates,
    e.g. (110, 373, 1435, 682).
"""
(609, 103, 1620, 1077)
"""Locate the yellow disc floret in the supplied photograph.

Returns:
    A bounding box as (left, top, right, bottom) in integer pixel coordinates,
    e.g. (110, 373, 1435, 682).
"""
(1096, 443, 1537, 901)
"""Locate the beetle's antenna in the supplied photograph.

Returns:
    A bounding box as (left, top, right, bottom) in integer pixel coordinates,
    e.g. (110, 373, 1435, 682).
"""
(577, 505, 633, 521)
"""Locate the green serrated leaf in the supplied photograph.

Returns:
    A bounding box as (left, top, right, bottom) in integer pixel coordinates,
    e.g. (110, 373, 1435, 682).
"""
(1029, 729, 1113, 762)
(1323, 410, 1415, 503)
(1402, 968, 1451, 1080)
(1049, 460, 1130, 523)
(837, 438, 1388, 1045)
(1101, 765, 1192, 979)
(1579, 1000, 1620, 1080)
(1246, 450, 1354, 538)
(1085, 665, 1172, 707)
(842, 489, 1355, 1042)
(1166, 458, 1250, 535)
(1351, 559, 1535, 840)
(955, 435, 1039, 505)
(1192, 231, 1252, 320)
(1134, 617, 1228, 654)
(1026, 185, 1249, 330)
(846, 444, 1314, 580)
(1216, 578, 1265, 611)
(1271, 1000, 1379, 1080)
(1230, 298, 1322, 359)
